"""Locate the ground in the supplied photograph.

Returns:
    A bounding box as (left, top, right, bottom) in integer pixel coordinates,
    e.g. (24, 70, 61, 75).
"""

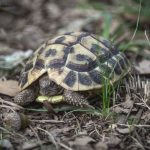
(0, 0, 150, 150)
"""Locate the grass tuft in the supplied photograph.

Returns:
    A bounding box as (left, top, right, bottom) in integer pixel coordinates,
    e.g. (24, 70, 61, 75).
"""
(101, 78, 111, 116)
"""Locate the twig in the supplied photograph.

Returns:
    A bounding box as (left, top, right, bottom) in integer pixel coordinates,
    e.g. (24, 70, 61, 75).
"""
(116, 123, 150, 128)
(135, 108, 143, 124)
(115, 32, 130, 45)
(0, 126, 28, 140)
(124, 97, 136, 124)
(0, 105, 16, 112)
(37, 127, 59, 149)
(144, 30, 150, 46)
(133, 94, 150, 110)
(0, 98, 24, 110)
(131, 136, 145, 150)
(29, 125, 43, 149)
(134, 103, 150, 109)
(130, 0, 142, 41)
(58, 142, 73, 150)
(133, 130, 144, 149)
(32, 119, 64, 124)
(22, 141, 50, 150)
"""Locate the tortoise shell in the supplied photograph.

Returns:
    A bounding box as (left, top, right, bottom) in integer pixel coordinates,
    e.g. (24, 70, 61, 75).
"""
(19, 32, 131, 91)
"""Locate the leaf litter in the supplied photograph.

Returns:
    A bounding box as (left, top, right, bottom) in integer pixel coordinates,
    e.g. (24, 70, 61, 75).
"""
(0, 79, 21, 96)
(0, 0, 150, 150)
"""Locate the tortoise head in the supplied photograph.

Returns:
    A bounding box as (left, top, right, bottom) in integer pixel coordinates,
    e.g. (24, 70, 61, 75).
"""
(39, 75, 63, 96)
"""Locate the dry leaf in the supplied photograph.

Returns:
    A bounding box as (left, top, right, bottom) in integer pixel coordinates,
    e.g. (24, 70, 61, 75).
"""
(135, 59, 150, 74)
(122, 94, 134, 109)
(113, 106, 130, 114)
(95, 142, 108, 150)
(72, 144, 94, 150)
(69, 136, 95, 146)
(105, 135, 121, 147)
(0, 80, 21, 96)
(116, 126, 134, 134)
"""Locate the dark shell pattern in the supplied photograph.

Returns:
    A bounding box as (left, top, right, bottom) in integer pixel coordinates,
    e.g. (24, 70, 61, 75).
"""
(19, 32, 131, 91)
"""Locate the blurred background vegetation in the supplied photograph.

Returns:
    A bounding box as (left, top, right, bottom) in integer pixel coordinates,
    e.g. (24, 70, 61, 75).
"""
(0, 1, 149, 149)
(0, 0, 149, 77)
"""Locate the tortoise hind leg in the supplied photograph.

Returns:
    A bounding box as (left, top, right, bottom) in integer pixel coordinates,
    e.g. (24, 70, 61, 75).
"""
(63, 90, 94, 109)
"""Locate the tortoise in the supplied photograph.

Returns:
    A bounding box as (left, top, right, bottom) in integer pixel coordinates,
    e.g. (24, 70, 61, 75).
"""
(14, 32, 131, 109)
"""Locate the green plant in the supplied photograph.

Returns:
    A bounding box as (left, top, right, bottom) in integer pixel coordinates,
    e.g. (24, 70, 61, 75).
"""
(101, 77, 111, 116)
(102, 13, 112, 39)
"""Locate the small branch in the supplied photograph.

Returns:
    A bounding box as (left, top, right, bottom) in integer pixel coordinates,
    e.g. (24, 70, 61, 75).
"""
(116, 123, 150, 128)
(37, 127, 59, 149)
(58, 142, 73, 150)
(0, 98, 24, 110)
(32, 119, 64, 124)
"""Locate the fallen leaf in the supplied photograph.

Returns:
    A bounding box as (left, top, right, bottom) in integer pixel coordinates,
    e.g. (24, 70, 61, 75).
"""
(0, 139, 13, 150)
(105, 135, 121, 147)
(141, 111, 150, 122)
(135, 59, 150, 74)
(51, 127, 74, 137)
(0, 80, 21, 96)
(122, 94, 134, 109)
(73, 144, 94, 150)
(69, 136, 95, 146)
(116, 115, 126, 124)
(116, 126, 134, 134)
(95, 142, 108, 150)
(112, 106, 130, 114)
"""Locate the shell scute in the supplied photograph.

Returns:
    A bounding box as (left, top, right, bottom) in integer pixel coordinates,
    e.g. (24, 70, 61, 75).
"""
(89, 70, 103, 84)
(78, 73, 92, 86)
(63, 70, 77, 87)
(19, 32, 131, 91)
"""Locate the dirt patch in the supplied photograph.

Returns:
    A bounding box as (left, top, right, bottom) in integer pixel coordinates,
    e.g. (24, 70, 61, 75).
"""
(0, 0, 150, 150)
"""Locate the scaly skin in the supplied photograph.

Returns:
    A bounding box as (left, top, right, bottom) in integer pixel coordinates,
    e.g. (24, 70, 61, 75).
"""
(14, 88, 36, 106)
(14, 75, 94, 109)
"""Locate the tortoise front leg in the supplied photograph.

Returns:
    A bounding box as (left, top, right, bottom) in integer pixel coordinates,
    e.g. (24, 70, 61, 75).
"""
(14, 88, 36, 106)
(63, 90, 94, 109)
(37, 90, 94, 109)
